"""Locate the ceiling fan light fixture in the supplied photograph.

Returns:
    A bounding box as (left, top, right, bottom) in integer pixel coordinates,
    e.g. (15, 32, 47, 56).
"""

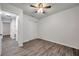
(30, 3, 51, 14)
(37, 8, 44, 13)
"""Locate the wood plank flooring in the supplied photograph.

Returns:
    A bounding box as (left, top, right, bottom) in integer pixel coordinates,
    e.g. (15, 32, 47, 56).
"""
(1, 36, 79, 56)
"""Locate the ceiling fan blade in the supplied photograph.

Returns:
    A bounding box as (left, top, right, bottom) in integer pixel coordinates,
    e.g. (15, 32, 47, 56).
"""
(30, 5, 37, 8)
(44, 6, 51, 8)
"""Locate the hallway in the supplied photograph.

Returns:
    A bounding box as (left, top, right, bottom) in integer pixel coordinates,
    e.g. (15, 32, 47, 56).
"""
(2, 36, 18, 55)
(1, 36, 79, 56)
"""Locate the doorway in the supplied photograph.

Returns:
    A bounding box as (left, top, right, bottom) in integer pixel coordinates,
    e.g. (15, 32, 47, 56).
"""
(3, 21, 10, 38)
(1, 11, 19, 55)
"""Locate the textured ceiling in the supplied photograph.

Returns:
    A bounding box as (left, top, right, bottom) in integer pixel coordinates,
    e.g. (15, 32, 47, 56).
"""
(10, 3, 79, 19)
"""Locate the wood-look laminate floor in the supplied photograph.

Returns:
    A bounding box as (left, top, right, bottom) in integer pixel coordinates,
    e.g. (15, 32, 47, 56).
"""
(1, 36, 79, 56)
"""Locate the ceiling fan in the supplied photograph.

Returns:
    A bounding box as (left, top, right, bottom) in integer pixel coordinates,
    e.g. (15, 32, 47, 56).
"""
(30, 3, 51, 14)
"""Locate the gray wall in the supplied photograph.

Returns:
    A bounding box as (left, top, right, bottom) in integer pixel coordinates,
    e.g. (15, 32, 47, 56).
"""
(39, 6, 79, 49)
(23, 14, 38, 42)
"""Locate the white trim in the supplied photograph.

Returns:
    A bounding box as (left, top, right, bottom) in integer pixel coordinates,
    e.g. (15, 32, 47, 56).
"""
(18, 43, 23, 47)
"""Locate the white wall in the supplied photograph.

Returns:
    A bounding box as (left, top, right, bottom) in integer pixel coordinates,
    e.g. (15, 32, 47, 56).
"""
(23, 14, 38, 42)
(39, 6, 79, 49)
(0, 5, 2, 34)
(3, 22, 10, 35)
(0, 5, 2, 55)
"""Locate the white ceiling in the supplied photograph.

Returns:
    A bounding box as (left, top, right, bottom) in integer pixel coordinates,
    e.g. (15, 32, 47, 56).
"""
(1, 15, 12, 23)
(10, 3, 79, 19)
(1, 12, 16, 23)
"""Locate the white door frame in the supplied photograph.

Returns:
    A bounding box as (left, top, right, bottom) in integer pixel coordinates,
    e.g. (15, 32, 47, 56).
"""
(1, 11, 19, 41)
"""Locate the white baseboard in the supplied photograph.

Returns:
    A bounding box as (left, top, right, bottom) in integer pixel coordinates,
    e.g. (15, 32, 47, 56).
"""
(18, 43, 23, 47)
